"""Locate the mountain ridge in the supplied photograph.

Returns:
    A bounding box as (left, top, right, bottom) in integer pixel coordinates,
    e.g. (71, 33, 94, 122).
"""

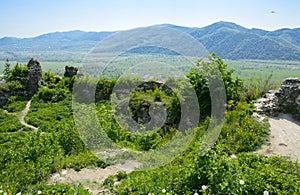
(1, 21, 300, 61)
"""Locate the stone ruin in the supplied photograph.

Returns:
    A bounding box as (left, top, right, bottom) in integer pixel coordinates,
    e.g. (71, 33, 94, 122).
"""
(255, 78, 300, 117)
(27, 58, 42, 96)
(64, 66, 78, 78)
(0, 58, 42, 107)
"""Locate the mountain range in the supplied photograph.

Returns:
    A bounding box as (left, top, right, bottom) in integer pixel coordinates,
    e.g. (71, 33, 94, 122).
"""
(1, 21, 300, 61)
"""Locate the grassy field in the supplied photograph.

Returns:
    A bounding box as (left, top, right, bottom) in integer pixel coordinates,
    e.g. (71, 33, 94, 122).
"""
(225, 59, 300, 84)
(1, 57, 300, 84)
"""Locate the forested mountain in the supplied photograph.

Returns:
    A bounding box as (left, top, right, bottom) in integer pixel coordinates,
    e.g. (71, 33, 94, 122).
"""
(1, 21, 300, 61)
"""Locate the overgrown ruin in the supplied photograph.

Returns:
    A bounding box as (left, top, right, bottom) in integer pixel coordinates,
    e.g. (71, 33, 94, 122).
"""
(0, 58, 42, 107)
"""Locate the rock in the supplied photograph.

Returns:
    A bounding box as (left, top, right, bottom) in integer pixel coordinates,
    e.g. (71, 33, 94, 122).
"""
(64, 66, 78, 77)
(27, 58, 42, 96)
(255, 78, 300, 116)
(0, 92, 12, 107)
(279, 143, 288, 147)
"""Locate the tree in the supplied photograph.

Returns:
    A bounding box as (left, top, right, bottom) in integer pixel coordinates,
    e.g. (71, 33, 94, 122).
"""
(187, 53, 244, 115)
(11, 63, 29, 80)
(2, 59, 29, 83)
(2, 58, 12, 81)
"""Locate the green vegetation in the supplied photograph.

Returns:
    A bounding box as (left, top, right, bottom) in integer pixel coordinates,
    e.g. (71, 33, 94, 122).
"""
(0, 60, 81, 74)
(2, 58, 29, 83)
(109, 147, 300, 194)
(2, 57, 298, 84)
(226, 59, 300, 84)
(0, 54, 299, 194)
(0, 64, 106, 193)
(0, 109, 30, 133)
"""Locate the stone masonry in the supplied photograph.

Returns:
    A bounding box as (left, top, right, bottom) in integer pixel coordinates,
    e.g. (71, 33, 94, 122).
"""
(255, 78, 300, 116)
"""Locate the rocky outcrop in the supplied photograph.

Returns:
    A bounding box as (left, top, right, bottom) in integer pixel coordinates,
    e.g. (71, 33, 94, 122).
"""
(64, 66, 78, 78)
(27, 58, 42, 96)
(113, 81, 178, 131)
(0, 58, 42, 107)
(255, 78, 300, 116)
(134, 81, 173, 95)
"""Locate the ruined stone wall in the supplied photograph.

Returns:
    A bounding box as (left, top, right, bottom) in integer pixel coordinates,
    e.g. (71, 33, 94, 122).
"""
(255, 78, 300, 116)
(64, 66, 78, 78)
(27, 58, 42, 96)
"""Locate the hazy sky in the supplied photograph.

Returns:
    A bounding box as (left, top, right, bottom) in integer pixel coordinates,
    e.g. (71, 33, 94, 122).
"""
(0, 0, 299, 38)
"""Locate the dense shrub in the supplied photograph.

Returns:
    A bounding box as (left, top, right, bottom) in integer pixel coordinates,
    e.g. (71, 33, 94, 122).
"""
(0, 109, 30, 132)
(2, 59, 29, 84)
(187, 53, 244, 115)
(219, 101, 269, 153)
(3, 95, 29, 112)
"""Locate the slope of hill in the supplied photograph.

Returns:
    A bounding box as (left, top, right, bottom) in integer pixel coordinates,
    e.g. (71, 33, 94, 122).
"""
(1, 21, 300, 61)
(186, 21, 300, 60)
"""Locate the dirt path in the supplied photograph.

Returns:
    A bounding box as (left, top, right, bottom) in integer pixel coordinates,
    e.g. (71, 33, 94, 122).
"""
(49, 160, 141, 194)
(256, 113, 300, 161)
(19, 100, 38, 132)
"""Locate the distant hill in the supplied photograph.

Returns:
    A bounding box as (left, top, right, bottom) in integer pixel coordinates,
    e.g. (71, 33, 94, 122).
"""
(186, 22, 300, 60)
(1, 21, 300, 61)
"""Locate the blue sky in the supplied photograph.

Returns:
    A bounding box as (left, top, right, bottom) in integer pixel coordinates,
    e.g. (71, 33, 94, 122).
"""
(0, 0, 299, 38)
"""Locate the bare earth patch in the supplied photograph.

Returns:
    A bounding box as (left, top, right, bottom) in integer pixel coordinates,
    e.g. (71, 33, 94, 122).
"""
(256, 113, 300, 162)
(48, 160, 141, 194)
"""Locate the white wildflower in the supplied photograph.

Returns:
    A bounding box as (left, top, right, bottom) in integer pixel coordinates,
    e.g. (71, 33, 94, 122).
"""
(231, 154, 237, 159)
(3, 192, 7, 195)
(61, 169, 67, 175)
(37, 190, 42, 195)
(201, 185, 208, 190)
(239, 180, 245, 185)
(194, 193, 199, 195)
(162, 189, 166, 193)
(16, 192, 21, 195)
(263, 191, 269, 195)
(0, 190, 3, 193)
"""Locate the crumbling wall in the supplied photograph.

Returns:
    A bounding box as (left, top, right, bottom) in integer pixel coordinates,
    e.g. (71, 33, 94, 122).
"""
(255, 78, 300, 116)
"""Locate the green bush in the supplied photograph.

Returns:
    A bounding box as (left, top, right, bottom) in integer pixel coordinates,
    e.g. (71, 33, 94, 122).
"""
(187, 53, 244, 115)
(218, 101, 270, 153)
(3, 95, 29, 112)
(41, 71, 61, 88)
(61, 152, 107, 171)
(113, 147, 300, 194)
(0, 80, 25, 93)
(28, 183, 90, 195)
(95, 102, 164, 151)
(2, 59, 29, 84)
(36, 87, 68, 102)
(0, 109, 30, 132)
(243, 74, 278, 101)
